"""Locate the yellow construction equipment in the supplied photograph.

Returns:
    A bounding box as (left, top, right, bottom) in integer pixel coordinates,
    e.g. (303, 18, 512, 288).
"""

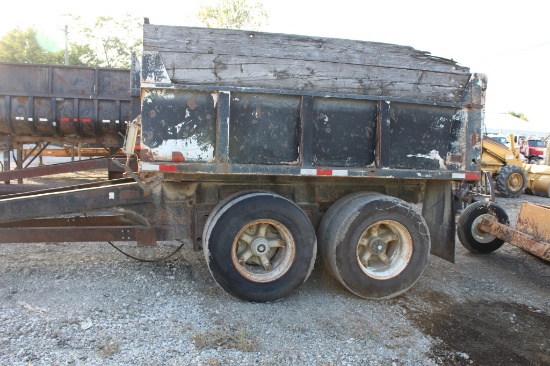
(523, 164, 550, 197)
(481, 134, 527, 197)
(482, 133, 550, 198)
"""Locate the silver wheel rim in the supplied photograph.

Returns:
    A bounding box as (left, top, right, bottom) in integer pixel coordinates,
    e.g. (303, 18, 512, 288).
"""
(231, 219, 296, 283)
(471, 214, 496, 243)
(356, 220, 413, 279)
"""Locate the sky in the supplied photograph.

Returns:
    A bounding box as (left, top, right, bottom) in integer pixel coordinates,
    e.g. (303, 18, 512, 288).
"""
(1, 0, 549, 134)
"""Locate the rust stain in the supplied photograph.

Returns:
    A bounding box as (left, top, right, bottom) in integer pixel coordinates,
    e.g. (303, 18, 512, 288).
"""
(447, 153, 464, 163)
(187, 96, 197, 110)
(139, 148, 154, 162)
(470, 131, 480, 147)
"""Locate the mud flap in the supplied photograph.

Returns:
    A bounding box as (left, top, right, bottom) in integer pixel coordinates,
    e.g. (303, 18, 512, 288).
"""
(422, 180, 455, 263)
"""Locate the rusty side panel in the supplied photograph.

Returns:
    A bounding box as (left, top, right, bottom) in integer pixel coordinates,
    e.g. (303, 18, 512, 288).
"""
(141, 89, 216, 162)
(139, 58, 484, 181)
(388, 103, 458, 170)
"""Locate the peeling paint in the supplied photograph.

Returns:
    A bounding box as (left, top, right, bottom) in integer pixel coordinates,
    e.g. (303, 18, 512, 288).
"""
(152, 137, 215, 162)
(407, 150, 446, 170)
(211, 93, 219, 108)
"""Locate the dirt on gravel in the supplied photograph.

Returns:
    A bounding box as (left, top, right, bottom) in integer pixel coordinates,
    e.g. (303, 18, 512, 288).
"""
(1, 170, 549, 365)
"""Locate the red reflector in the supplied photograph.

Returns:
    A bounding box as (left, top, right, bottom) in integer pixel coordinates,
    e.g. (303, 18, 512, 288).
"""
(61, 117, 69, 122)
(159, 165, 177, 172)
(73, 118, 78, 123)
(82, 118, 91, 123)
(317, 169, 332, 176)
(465, 173, 479, 180)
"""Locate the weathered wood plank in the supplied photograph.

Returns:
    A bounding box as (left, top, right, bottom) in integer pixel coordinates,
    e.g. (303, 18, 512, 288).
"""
(157, 52, 469, 102)
(159, 52, 470, 86)
(144, 24, 470, 73)
(143, 24, 473, 103)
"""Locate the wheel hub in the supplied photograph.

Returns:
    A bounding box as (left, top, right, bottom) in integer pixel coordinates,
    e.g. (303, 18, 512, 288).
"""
(251, 238, 269, 256)
(369, 237, 386, 254)
(356, 220, 413, 280)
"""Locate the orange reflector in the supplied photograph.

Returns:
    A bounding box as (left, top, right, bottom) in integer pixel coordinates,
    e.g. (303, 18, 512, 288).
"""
(172, 152, 185, 162)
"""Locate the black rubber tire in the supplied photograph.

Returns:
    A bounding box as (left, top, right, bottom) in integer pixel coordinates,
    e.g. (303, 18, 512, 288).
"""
(204, 192, 317, 302)
(317, 192, 383, 277)
(457, 201, 509, 253)
(495, 165, 527, 198)
(528, 157, 540, 165)
(322, 194, 430, 300)
(202, 189, 267, 245)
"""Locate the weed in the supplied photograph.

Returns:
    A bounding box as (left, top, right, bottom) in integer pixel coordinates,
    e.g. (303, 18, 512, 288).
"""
(193, 325, 258, 352)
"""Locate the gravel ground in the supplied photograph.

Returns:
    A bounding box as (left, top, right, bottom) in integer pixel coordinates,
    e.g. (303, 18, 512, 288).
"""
(1, 172, 549, 365)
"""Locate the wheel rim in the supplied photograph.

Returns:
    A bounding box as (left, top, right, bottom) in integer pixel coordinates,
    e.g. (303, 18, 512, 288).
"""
(471, 214, 497, 243)
(355, 220, 413, 280)
(508, 172, 524, 191)
(231, 219, 296, 283)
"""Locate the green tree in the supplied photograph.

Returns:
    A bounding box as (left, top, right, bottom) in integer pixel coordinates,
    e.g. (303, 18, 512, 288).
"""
(68, 14, 142, 68)
(197, 0, 269, 30)
(507, 111, 529, 122)
(0, 27, 92, 65)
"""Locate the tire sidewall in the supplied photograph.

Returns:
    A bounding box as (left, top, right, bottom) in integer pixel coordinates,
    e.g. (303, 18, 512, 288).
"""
(206, 193, 317, 302)
(318, 192, 383, 277)
(334, 198, 430, 299)
(457, 202, 508, 253)
(496, 165, 526, 198)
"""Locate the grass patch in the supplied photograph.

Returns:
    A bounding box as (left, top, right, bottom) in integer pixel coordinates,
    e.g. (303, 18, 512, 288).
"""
(193, 325, 258, 352)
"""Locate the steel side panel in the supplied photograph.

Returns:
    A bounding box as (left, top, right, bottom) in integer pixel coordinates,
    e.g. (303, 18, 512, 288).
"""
(140, 89, 217, 162)
(139, 88, 478, 176)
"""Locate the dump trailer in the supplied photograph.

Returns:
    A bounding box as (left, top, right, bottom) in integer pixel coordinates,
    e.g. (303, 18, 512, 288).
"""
(0, 23, 485, 302)
(0, 61, 139, 182)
